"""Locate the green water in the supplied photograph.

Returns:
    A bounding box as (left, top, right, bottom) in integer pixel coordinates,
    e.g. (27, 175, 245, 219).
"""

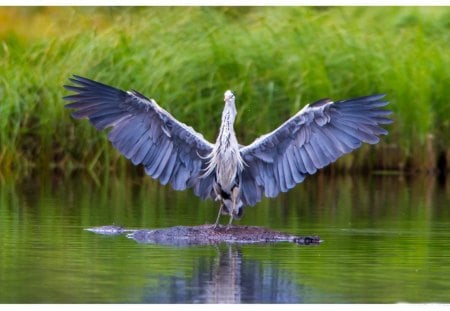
(0, 173, 449, 303)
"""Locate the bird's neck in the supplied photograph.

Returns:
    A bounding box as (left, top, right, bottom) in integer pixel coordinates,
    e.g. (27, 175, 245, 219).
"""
(218, 107, 237, 146)
(202, 104, 243, 181)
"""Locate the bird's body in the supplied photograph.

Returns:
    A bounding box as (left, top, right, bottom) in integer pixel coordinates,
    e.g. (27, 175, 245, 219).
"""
(204, 91, 245, 223)
(64, 76, 392, 226)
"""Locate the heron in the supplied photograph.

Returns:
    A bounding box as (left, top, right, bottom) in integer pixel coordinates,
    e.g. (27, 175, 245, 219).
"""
(64, 75, 392, 228)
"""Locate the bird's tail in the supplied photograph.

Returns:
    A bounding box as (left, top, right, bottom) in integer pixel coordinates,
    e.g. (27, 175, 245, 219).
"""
(222, 199, 244, 219)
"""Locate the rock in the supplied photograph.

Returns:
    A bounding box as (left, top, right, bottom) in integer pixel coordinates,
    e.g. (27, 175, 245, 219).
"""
(85, 224, 322, 246)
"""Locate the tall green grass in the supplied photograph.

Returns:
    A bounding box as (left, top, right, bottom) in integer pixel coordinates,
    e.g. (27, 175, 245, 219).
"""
(0, 7, 449, 177)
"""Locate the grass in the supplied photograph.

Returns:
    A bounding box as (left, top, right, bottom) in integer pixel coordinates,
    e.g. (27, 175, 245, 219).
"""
(0, 7, 449, 178)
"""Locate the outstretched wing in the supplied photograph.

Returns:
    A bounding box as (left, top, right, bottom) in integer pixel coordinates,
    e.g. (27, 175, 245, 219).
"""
(239, 94, 392, 206)
(64, 75, 215, 199)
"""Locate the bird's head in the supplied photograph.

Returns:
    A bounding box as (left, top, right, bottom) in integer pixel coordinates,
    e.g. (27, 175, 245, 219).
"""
(223, 90, 237, 120)
(224, 90, 235, 102)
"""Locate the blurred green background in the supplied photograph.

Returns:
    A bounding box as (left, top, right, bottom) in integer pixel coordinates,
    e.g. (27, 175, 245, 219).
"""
(0, 7, 449, 178)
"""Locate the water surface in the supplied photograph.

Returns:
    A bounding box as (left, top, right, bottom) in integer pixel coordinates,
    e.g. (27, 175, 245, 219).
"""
(0, 173, 449, 303)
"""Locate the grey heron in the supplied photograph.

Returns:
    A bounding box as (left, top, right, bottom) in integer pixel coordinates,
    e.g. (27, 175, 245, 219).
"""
(64, 75, 392, 227)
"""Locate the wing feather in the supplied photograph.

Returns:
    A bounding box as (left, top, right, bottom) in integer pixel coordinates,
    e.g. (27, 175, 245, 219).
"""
(132, 135, 154, 165)
(64, 75, 214, 197)
(240, 94, 391, 206)
(160, 153, 177, 185)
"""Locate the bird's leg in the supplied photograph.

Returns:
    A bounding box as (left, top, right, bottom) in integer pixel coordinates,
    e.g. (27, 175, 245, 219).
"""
(228, 213, 234, 226)
(227, 200, 235, 227)
(213, 203, 224, 229)
(228, 187, 239, 227)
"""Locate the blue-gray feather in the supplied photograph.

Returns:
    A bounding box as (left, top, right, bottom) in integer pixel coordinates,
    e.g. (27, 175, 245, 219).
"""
(239, 94, 392, 206)
(64, 75, 214, 198)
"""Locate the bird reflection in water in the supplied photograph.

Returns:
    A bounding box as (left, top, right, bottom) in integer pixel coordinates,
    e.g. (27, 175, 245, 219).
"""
(204, 246, 242, 303)
(142, 245, 305, 303)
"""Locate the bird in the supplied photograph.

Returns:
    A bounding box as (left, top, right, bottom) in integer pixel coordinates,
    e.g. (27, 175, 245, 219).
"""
(64, 75, 392, 228)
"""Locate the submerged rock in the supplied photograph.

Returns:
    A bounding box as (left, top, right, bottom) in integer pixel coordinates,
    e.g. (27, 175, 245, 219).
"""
(85, 224, 321, 246)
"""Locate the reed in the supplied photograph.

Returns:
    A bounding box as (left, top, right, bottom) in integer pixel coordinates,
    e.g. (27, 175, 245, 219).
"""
(0, 7, 448, 177)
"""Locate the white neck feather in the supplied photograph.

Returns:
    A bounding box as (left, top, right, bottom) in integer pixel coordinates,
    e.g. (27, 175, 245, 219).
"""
(202, 100, 244, 185)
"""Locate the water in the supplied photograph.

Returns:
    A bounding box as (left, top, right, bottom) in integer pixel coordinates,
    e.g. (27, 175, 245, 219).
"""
(0, 173, 449, 303)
